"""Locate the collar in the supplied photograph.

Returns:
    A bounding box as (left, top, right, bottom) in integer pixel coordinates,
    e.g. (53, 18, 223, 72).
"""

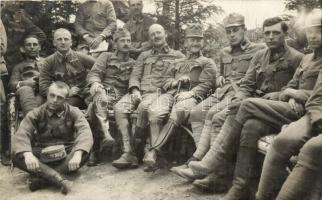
(229, 38, 251, 53)
(269, 44, 288, 62)
(313, 47, 322, 59)
(132, 15, 144, 23)
(46, 104, 66, 118)
(187, 51, 202, 59)
(151, 44, 170, 55)
(56, 50, 73, 63)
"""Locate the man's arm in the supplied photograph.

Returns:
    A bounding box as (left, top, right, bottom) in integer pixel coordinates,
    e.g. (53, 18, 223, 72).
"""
(9, 64, 21, 91)
(128, 52, 146, 92)
(70, 106, 93, 153)
(39, 57, 54, 97)
(74, 5, 90, 37)
(0, 19, 7, 57)
(305, 70, 322, 125)
(86, 53, 107, 86)
(101, 1, 117, 38)
(78, 52, 95, 70)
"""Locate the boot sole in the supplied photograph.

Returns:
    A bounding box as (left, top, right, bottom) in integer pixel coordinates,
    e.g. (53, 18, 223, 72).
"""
(193, 180, 229, 193)
(112, 162, 132, 169)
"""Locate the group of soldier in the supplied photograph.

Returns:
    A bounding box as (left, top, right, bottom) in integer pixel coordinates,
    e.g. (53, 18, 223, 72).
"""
(0, 0, 321, 199)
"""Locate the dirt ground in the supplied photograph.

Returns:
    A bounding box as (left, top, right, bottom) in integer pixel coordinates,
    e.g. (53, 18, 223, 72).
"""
(0, 162, 224, 200)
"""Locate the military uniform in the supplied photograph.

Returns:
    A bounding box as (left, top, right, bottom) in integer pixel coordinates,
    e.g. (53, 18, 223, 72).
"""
(39, 50, 95, 108)
(124, 14, 155, 53)
(74, 0, 117, 44)
(13, 102, 93, 191)
(86, 50, 135, 163)
(9, 57, 44, 115)
(186, 44, 303, 182)
(256, 10, 322, 200)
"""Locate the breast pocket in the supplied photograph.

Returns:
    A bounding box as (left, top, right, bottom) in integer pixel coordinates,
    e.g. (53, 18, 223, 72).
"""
(301, 70, 320, 89)
(234, 54, 253, 74)
(274, 63, 295, 87)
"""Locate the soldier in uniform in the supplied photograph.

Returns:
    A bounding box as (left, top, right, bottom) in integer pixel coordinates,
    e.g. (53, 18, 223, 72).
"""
(124, 0, 156, 56)
(113, 24, 184, 169)
(13, 81, 93, 194)
(86, 28, 136, 166)
(143, 24, 217, 169)
(171, 14, 265, 189)
(74, 0, 117, 51)
(256, 9, 322, 200)
(9, 35, 44, 115)
(39, 28, 95, 108)
(177, 17, 304, 191)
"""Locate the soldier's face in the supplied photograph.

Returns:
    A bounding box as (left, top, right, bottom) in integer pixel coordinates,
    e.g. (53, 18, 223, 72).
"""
(47, 85, 68, 110)
(149, 26, 167, 47)
(23, 37, 41, 57)
(186, 37, 203, 53)
(130, 0, 143, 15)
(53, 30, 72, 54)
(306, 26, 321, 49)
(225, 26, 245, 46)
(116, 36, 131, 53)
(263, 23, 286, 50)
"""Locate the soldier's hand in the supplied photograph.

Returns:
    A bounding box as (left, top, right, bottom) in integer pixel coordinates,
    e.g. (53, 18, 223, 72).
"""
(131, 89, 142, 102)
(216, 76, 225, 87)
(175, 91, 194, 102)
(90, 36, 104, 49)
(279, 88, 297, 101)
(288, 98, 304, 116)
(178, 75, 190, 84)
(68, 151, 83, 171)
(69, 86, 80, 97)
(90, 82, 104, 97)
(262, 92, 280, 100)
(24, 152, 39, 171)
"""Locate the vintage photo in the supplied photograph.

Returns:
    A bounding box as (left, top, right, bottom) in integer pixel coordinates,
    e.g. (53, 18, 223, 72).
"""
(0, 0, 321, 199)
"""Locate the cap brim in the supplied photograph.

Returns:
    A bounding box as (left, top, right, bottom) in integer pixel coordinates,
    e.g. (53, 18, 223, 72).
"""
(225, 24, 244, 28)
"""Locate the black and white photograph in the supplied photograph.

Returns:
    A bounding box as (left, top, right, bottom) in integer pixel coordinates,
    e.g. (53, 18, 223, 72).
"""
(0, 0, 321, 199)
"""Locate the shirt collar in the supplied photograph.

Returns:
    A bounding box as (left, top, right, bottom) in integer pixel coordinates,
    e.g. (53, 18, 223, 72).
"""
(151, 44, 170, 55)
(187, 51, 202, 59)
(132, 15, 144, 23)
(56, 49, 73, 63)
(229, 38, 251, 53)
(269, 43, 288, 62)
(46, 104, 66, 118)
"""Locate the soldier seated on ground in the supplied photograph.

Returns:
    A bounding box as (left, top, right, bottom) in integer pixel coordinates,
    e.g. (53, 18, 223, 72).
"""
(13, 81, 93, 194)
(9, 35, 45, 116)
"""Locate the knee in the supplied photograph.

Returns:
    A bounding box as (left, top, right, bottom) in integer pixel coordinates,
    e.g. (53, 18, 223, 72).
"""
(301, 137, 322, 158)
(137, 101, 150, 113)
(16, 86, 34, 96)
(272, 132, 296, 155)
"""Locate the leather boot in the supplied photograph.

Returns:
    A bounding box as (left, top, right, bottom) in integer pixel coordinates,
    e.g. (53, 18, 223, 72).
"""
(220, 147, 256, 200)
(28, 175, 51, 192)
(152, 119, 177, 151)
(113, 114, 138, 169)
(171, 156, 199, 176)
(33, 162, 73, 195)
(192, 120, 212, 160)
(193, 172, 231, 193)
(87, 151, 100, 166)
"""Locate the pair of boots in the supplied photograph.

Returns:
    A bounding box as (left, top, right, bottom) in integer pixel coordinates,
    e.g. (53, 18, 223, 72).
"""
(112, 118, 138, 169)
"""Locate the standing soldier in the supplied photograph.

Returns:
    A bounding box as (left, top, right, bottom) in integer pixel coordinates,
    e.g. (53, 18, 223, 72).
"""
(9, 35, 44, 116)
(124, 0, 156, 56)
(112, 24, 184, 169)
(74, 0, 117, 53)
(86, 28, 135, 166)
(144, 24, 217, 170)
(256, 9, 322, 200)
(171, 13, 265, 190)
(178, 17, 304, 192)
(39, 28, 95, 108)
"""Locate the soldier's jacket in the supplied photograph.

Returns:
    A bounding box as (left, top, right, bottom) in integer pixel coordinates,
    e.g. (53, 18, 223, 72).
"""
(124, 14, 155, 49)
(163, 54, 217, 99)
(235, 45, 304, 99)
(39, 50, 95, 97)
(74, 0, 117, 37)
(87, 52, 135, 99)
(9, 57, 44, 91)
(283, 53, 322, 103)
(14, 103, 93, 155)
(0, 19, 7, 76)
(129, 45, 185, 94)
(217, 39, 266, 98)
(303, 54, 322, 125)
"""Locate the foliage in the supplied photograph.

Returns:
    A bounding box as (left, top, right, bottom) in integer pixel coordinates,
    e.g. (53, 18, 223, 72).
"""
(284, 0, 321, 12)
(154, 0, 223, 49)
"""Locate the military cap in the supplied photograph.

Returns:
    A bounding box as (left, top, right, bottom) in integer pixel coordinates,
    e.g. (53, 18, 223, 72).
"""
(223, 13, 245, 28)
(305, 9, 321, 28)
(185, 23, 203, 38)
(113, 28, 131, 41)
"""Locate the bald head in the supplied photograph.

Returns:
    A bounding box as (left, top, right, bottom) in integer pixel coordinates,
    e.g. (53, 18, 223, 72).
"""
(53, 28, 72, 54)
(149, 24, 167, 47)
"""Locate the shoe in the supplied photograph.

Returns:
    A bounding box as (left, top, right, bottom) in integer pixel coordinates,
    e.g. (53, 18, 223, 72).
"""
(193, 174, 230, 193)
(170, 164, 188, 175)
(220, 184, 247, 200)
(175, 168, 205, 181)
(112, 153, 138, 169)
(60, 180, 73, 195)
(143, 150, 157, 167)
(143, 165, 158, 173)
(99, 136, 115, 151)
(188, 161, 209, 176)
(28, 176, 50, 192)
(1, 152, 11, 166)
(87, 152, 99, 166)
